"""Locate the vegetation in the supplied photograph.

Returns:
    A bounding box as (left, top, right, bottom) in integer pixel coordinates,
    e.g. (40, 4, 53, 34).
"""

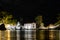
(35, 15, 43, 27)
(54, 14, 60, 25)
(0, 11, 17, 25)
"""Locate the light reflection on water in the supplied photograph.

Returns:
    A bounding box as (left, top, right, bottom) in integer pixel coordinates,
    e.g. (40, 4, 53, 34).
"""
(0, 30, 60, 40)
(37, 30, 60, 40)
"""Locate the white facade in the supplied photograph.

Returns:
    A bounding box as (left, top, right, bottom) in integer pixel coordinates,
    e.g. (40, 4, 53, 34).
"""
(24, 23, 36, 29)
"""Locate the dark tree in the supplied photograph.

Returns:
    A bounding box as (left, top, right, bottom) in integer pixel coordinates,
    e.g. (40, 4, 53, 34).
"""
(0, 24, 6, 30)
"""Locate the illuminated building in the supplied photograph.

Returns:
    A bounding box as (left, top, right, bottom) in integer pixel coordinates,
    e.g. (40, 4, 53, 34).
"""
(24, 23, 36, 29)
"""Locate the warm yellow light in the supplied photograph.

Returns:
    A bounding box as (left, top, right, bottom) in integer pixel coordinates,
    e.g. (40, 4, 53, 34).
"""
(7, 30, 10, 40)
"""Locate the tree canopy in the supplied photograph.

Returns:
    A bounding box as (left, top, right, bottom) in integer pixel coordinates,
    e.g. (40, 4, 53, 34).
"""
(0, 11, 17, 25)
(35, 15, 43, 27)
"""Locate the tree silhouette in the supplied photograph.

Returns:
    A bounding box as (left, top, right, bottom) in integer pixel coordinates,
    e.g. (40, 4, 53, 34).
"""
(35, 15, 43, 28)
(0, 11, 17, 25)
(54, 14, 60, 25)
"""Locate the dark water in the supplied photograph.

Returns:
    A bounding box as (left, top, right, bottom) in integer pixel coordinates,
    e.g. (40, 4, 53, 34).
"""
(37, 30, 60, 40)
(0, 30, 60, 40)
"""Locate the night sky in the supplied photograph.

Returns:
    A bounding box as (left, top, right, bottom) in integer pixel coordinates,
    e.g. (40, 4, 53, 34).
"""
(0, 0, 60, 25)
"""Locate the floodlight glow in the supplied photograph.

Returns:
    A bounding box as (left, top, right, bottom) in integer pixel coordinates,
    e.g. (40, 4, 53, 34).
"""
(5, 24, 15, 30)
(49, 24, 60, 29)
